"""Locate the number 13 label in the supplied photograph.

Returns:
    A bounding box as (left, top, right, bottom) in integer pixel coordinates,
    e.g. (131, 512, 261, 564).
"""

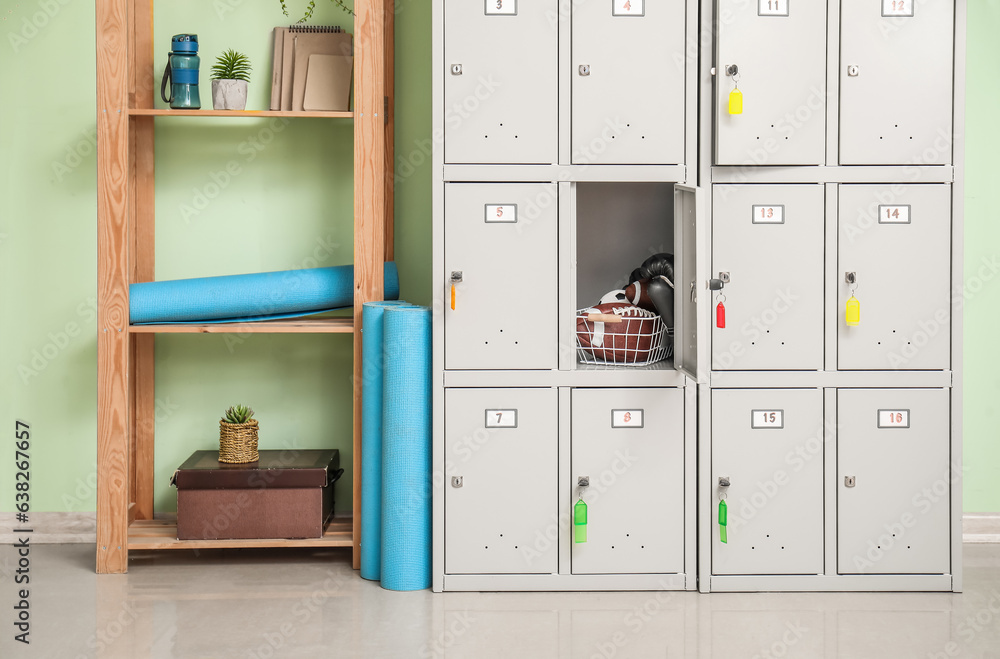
(758, 0, 789, 16)
(882, 0, 913, 17)
(486, 410, 518, 428)
(486, 0, 517, 16)
(613, 0, 644, 17)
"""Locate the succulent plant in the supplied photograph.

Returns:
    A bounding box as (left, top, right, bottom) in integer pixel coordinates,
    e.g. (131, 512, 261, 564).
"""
(211, 49, 252, 82)
(223, 404, 255, 424)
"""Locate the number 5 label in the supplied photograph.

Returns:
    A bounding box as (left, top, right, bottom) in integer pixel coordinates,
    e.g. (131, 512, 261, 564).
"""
(485, 204, 517, 223)
(486, 0, 517, 16)
(486, 409, 518, 428)
(613, 0, 643, 17)
(882, 0, 913, 17)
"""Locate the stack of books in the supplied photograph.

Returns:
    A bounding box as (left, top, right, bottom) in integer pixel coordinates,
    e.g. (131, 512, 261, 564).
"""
(270, 25, 353, 112)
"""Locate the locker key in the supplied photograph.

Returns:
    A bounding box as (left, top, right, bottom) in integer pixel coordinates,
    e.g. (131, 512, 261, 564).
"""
(716, 296, 726, 329)
(450, 271, 463, 311)
(718, 499, 728, 544)
(845, 272, 860, 326)
(574, 498, 588, 544)
(728, 70, 743, 115)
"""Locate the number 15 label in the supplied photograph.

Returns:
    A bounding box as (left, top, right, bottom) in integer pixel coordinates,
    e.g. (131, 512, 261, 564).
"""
(613, 0, 644, 17)
(882, 0, 913, 17)
(486, 0, 517, 16)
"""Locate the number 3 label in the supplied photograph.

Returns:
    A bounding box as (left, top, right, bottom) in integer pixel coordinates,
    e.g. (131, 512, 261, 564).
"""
(613, 0, 643, 16)
(486, 0, 517, 16)
(882, 0, 913, 17)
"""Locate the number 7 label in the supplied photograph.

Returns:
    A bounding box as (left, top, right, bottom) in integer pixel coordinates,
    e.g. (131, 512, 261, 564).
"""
(485, 409, 518, 428)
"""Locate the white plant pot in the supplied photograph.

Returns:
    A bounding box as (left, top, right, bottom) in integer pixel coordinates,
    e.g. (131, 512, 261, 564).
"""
(212, 79, 248, 111)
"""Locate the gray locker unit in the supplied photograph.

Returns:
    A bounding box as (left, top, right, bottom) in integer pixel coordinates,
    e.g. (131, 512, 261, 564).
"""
(711, 389, 825, 576)
(839, 0, 955, 165)
(837, 184, 952, 371)
(571, 388, 685, 575)
(711, 184, 825, 371)
(571, 0, 686, 165)
(698, 0, 964, 593)
(715, 0, 828, 166)
(445, 183, 559, 371)
(443, 0, 558, 164)
(444, 388, 558, 575)
(837, 388, 951, 575)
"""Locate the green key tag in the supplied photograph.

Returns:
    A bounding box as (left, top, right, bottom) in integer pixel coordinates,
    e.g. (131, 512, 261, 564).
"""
(718, 499, 728, 544)
(574, 498, 588, 544)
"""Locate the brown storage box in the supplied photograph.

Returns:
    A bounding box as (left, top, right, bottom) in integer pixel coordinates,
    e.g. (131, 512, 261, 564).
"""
(172, 449, 342, 541)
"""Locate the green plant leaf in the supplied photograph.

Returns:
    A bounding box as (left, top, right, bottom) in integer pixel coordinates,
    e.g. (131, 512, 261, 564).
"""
(211, 49, 252, 82)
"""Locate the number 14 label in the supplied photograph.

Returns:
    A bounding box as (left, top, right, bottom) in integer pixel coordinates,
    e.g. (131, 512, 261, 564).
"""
(882, 0, 913, 17)
(613, 0, 643, 16)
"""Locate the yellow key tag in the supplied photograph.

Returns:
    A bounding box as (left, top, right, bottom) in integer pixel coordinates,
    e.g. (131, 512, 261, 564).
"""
(846, 295, 860, 326)
(729, 88, 743, 115)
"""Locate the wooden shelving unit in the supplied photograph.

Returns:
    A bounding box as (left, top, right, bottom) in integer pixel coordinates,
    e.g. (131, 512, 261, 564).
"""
(95, 0, 393, 573)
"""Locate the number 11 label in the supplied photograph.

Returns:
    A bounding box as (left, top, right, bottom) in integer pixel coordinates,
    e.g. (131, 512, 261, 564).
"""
(758, 0, 789, 16)
(486, 0, 517, 16)
(882, 0, 913, 17)
(612, 0, 644, 17)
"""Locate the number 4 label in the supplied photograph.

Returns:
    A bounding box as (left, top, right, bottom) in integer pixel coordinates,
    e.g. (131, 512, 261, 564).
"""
(882, 0, 913, 17)
(486, 0, 517, 16)
(758, 0, 789, 16)
(613, 0, 643, 17)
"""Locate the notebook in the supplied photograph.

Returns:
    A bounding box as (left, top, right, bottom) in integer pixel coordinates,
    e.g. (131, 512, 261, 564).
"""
(302, 54, 353, 112)
(290, 30, 353, 111)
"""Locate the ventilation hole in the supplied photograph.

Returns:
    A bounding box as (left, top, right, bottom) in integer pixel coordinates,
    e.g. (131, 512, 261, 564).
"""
(785, 137, 789, 140)
(515, 546, 518, 549)
(907, 342, 911, 345)
(612, 136, 616, 139)
(880, 137, 884, 140)
(895, 124, 899, 128)
(485, 546, 489, 549)
(878, 342, 881, 345)
(500, 533, 503, 537)
(766, 535, 770, 538)
(641, 545, 645, 549)
(514, 341, 518, 345)
(485, 341, 489, 345)
(627, 123, 630, 127)
(907, 545, 911, 549)
(771, 124, 775, 128)
(757, 137, 760, 140)
(485, 135, 488, 138)
(910, 136, 914, 140)
(781, 546, 785, 550)
(515, 135, 519, 138)
(892, 534, 896, 537)
(766, 330, 770, 334)
(781, 342, 785, 345)
(626, 534, 630, 537)
(612, 546, 615, 549)
(641, 136, 645, 139)
(751, 342, 755, 345)
(751, 546, 755, 550)
(893, 330, 897, 333)
(499, 329, 503, 333)
(877, 546, 881, 549)
(499, 123, 503, 126)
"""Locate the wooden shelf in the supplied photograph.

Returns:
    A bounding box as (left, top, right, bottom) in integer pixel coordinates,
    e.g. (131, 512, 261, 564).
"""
(128, 109, 353, 119)
(128, 318, 354, 334)
(128, 516, 353, 551)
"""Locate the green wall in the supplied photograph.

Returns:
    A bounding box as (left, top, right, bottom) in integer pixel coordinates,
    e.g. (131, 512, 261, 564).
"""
(0, 0, 996, 514)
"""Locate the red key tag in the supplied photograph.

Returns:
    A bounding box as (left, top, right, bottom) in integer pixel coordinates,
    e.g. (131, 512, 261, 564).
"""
(716, 296, 726, 329)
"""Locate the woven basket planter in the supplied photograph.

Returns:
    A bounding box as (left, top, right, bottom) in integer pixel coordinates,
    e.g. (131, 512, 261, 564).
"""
(219, 419, 259, 463)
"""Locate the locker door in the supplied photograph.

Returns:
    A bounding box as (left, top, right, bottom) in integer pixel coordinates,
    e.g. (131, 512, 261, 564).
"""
(445, 183, 558, 370)
(838, 184, 951, 370)
(715, 0, 828, 166)
(674, 185, 708, 382)
(712, 389, 824, 575)
(444, 0, 558, 164)
(571, 388, 685, 574)
(445, 388, 558, 574)
(712, 185, 824, 370)
(571, 0, 685, 165)
(839, 0, 954, 165)
(837, 389, 950, 575)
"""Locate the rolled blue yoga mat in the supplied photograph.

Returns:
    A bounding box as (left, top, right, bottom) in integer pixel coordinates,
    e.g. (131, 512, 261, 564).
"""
(360, 300, 411, 581)
(380, 305, 432, 591)
(129, 262, 400, 324)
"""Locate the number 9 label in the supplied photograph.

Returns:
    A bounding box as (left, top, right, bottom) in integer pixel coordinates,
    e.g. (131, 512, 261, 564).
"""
(486, 0, 517, 15)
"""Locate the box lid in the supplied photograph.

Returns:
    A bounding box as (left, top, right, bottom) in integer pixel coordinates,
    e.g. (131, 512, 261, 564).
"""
(172, 449, 341, 490)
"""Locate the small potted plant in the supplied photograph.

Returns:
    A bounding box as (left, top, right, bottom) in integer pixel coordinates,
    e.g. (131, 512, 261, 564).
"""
(211, 49, 252, 111)
(219, 404, 259, 463)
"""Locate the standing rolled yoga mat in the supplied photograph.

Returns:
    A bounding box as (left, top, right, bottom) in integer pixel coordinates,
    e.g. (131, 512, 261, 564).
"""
(360, 300, 410, 581)
(380, 306, 432, 591)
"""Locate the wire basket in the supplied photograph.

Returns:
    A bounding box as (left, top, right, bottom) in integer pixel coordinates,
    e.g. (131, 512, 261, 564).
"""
(576, 308, 673, 366)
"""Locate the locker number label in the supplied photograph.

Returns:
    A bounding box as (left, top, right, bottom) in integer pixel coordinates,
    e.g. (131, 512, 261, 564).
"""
(486, 0, 517, 15)
(882, 0, 913, 17)
(486, 409, 518, 428)
(752, 205, 785, 224)
(612, 409, 644, 428)
(485, 204, 517, 223)
(758, 0, 789, 16)
(878, 409, 910, 428)
(612, 0, 644, 17)
(878, 205, 911, 224)
(751, 410, 784, 429)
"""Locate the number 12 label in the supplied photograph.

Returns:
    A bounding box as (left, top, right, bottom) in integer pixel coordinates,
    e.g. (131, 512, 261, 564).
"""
(882, 0, 913, 17)
(613, 0, 644, 17)
(486, 0, 517, 16)
(758, 0, 789, 16)
(486, 409, 518, 428)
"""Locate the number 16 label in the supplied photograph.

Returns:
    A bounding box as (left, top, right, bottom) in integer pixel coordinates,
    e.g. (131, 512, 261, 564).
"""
(486, 0, 516, 16)
(613, 0, 643, 17)
(882, 0, 913, 17)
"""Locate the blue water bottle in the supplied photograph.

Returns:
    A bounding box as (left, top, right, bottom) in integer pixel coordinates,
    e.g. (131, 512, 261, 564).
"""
(160, 34, 201, 109)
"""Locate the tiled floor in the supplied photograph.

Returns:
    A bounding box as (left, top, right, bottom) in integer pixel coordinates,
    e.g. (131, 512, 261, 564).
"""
(3, 544, 999, 658)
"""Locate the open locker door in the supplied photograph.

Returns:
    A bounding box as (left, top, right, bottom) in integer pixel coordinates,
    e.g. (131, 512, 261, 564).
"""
(673, 185, 707, 382)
